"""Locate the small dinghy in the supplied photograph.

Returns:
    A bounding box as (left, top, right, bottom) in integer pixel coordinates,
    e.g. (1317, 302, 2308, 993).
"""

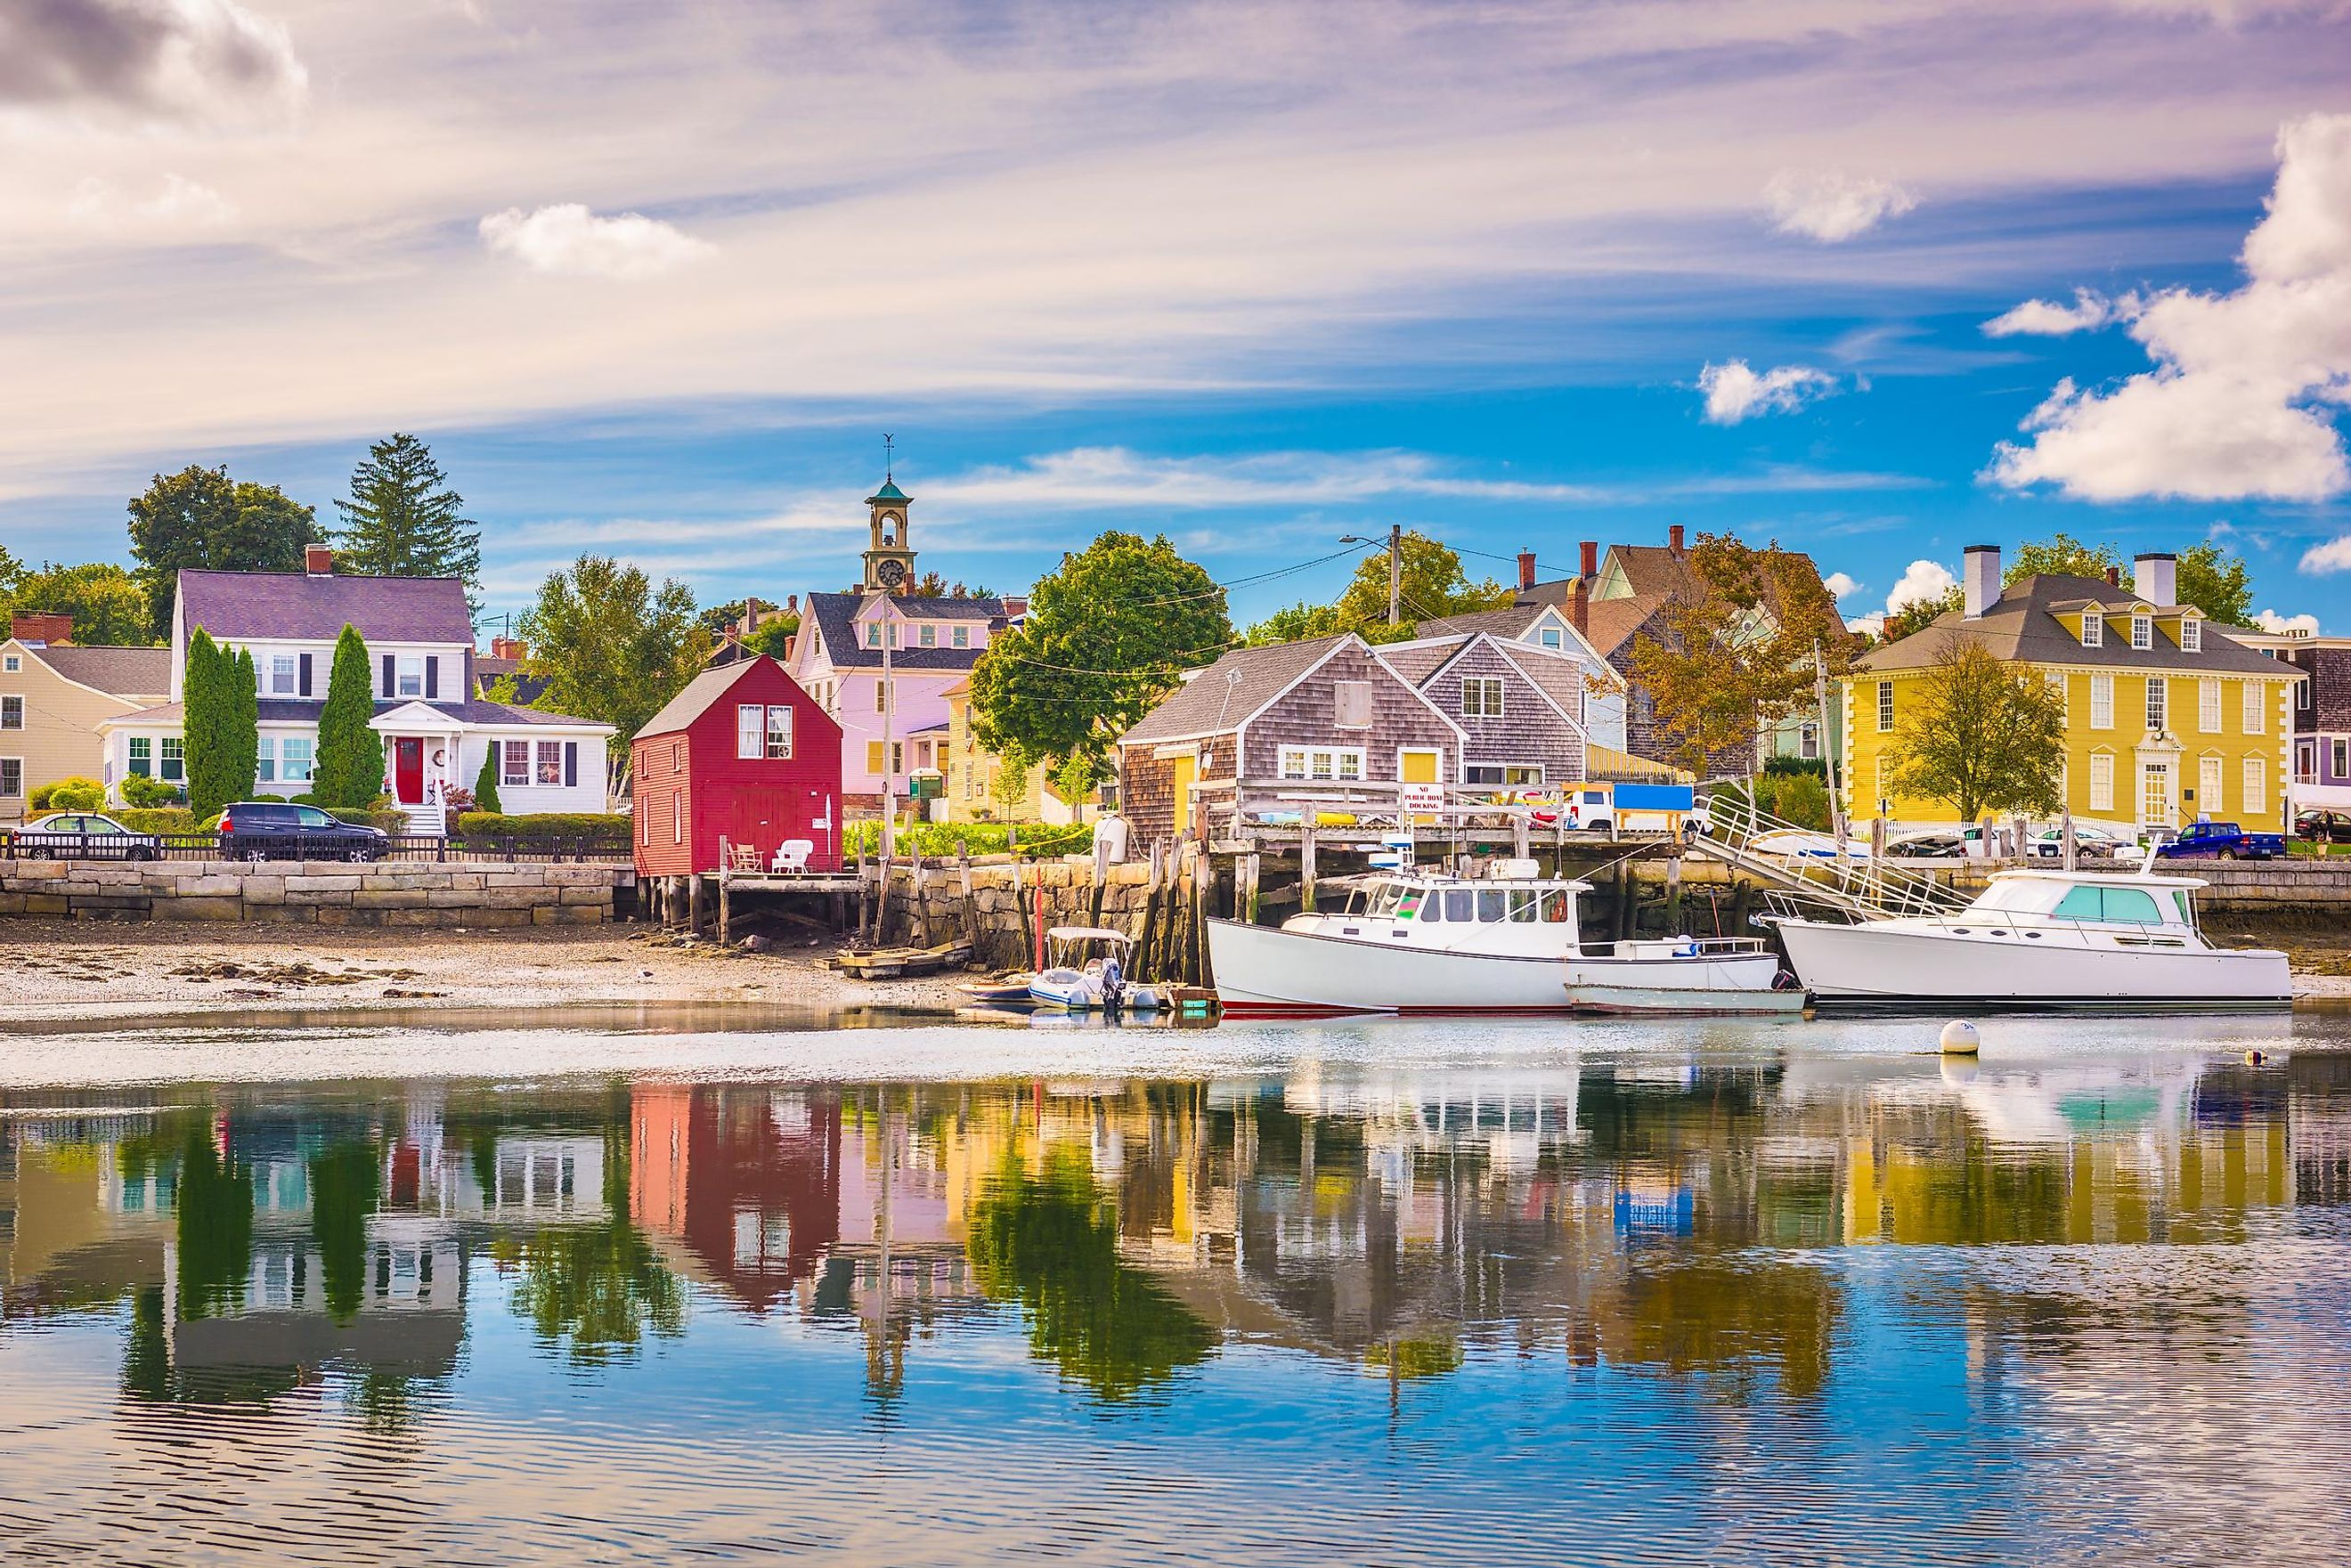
(1027, 928, 1168, 1012)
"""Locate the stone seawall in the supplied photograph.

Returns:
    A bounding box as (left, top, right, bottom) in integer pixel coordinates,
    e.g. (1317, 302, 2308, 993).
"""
(0, 860, 624, 927)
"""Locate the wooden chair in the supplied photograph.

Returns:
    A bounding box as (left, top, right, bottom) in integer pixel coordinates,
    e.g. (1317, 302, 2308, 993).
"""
(728, 841, 763, 873)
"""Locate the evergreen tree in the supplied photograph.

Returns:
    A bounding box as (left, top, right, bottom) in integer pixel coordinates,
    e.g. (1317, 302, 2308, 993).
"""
(333, 434, 483, 598)
(182, 630, 232, 817)
(126, 466, 319, 640)
(230, 646, 260, 802)
(473, 747, 503, 814)
(313, 624, 385, 806)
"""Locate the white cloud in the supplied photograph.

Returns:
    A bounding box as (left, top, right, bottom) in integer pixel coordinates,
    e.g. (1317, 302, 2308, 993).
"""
(0, 0, 305, 126)
(1823, 571, 1860, 598)
(479, 204, 713, 280)
(1981, 288, 2142, 337)
(1764, 170, 1918, 242)
(1884, 558, 1956, 613)
(2301, 535, 2351, 574)
(1698, 360, 1836, 424)
(1988, 113, 2351, 503)
(68, 172, 235, 229)
(2253, 606, 2322, 633)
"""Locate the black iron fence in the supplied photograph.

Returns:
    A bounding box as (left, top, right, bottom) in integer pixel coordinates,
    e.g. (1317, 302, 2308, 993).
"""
(1, 831, 630, 865)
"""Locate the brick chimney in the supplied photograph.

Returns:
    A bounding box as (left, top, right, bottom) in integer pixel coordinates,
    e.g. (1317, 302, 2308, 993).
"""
(1517, 551, 1537, 592)
(305, 545, 334, 575)
(1567, 580, 1589, 637)
(491, 637, 526, 661)
(1669, 524, 1686, 555)
(1579, 540, 1598, 579)
(11, 611, 72, 646)
(2104, 565, 2121, 589)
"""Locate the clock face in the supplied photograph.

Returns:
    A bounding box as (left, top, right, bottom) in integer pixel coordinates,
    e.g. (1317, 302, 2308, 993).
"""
(876, 558, 907, 589)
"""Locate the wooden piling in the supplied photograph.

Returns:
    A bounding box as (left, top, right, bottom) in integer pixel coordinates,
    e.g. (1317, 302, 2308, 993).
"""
(688, 873, 705, 938)
(957, 849, 980, 950)
(911, 856, 932, 947)
(1240, 851, 1262, 926)
(1664, 853, 1682, 933)
(875, 851, 896, 946)
(1510, 812, 1530, 860)
(718, 870, 732, 946)
(1298, 827, 1318, 913)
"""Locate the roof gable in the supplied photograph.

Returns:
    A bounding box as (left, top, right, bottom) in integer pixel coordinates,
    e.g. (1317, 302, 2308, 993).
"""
(1118, 635, 1356, 746)
(636, 656, 825, 741)
(22, 643, 172, 699)
(177, 569, 476, 646)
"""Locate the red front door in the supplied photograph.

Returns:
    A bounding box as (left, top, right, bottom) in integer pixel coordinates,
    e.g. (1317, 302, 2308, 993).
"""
(394, 738, 424, 804)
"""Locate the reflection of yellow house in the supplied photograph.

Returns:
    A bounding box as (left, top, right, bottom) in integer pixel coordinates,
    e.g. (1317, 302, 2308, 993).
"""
(1845, 549, 2301, 832)
(935, 677, 1079, 825)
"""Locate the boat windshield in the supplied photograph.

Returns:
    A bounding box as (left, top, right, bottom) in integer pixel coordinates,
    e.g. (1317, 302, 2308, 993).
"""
(2051, 885, 2169, 924)
(1972, 881, 2056, 914)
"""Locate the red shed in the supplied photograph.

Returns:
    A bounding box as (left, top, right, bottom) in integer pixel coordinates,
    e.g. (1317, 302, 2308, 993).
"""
(633, 656, 845, 877)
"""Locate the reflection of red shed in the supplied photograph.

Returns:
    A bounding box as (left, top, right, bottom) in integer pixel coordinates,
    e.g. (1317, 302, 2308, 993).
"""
(632, 656, 845, 876)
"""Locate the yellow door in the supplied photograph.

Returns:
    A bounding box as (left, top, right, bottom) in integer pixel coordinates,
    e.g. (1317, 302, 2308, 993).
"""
(1171, 752, 1197, 838)
(1400, 748, 1441, 825)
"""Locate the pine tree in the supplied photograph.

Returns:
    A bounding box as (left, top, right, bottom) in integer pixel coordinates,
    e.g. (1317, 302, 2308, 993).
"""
(183, 629, 232, 818)
(473, 747, 502, 815)
(313, 625, 385, 806)
(332, 435, 483, 599)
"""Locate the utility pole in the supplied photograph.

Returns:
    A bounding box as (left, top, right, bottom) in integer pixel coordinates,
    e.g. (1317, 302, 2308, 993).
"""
(880, 601, 897, 859)
(1387, 523, 1403, 627)
(1815, 638, 1847, 842)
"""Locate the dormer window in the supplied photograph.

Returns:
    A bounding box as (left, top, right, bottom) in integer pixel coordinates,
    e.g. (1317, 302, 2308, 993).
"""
(2181, 618, 2201, 653)
(953, 626, 971, 648)
(2080, 613, 2102, 648)
(919, 624, 937, 648)
(865, 623, 882, 647)
(2130, 615, 2152, 650)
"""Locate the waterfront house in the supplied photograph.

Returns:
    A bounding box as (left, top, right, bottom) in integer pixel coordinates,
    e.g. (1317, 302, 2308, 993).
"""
(1845, 547, 2303, 833)
(1515, 527, 1844, 773)
(1115, 633, 1465, 844)
(2233, 626, 2351, 813)
(631, 654, 845, 876)
(0, 613, 171, 820)
(1414, 578, 1628, 755)
(1371, 630, 1597, 792)
(95, 548, 613, 828)
(781, 476, 1012, 814)
(933, 675, 1088, 825)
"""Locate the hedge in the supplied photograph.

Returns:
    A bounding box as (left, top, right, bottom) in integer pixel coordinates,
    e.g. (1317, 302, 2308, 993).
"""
(29, 777, 105, 811)
(841, 819, 1094, 860)
(458, 812, 631, 846)
(196, 805, 407, 833)
(116, 808, 203, 834)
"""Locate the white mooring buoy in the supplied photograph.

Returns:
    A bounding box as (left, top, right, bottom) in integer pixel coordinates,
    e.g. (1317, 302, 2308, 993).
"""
(1940, 1020, 1981, 1055)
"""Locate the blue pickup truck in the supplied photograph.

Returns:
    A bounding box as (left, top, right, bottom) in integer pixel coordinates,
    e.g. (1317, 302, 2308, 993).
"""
(2153, 820, 2287, 861)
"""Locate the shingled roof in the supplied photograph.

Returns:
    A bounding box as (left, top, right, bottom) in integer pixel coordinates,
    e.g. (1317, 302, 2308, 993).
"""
(1414, 605, 1547, 639)
(28, 644, 171, 697)
(1858, 573, 2298, 678)
(176, 569, 476, 645)
(1119, 635, 1352, 746)
(802, 591, 1007, 670)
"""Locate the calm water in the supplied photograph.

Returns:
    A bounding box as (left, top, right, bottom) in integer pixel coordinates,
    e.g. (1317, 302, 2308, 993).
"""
(4, 1008, 2349, 1565)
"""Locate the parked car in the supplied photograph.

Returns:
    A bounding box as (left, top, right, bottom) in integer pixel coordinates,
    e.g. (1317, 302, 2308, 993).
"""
(2152, 820, 2287, 861)
(216, 801, 393, 863)
(2025, 823, 2136, 860)
(2294, 808, 2351, 845)
(5, 811, 164, 860)
(1885, 831, 1965, 858)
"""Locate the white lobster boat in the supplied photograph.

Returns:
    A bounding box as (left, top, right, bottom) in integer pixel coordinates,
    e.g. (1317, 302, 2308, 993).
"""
(1206, 866, 1797, 1016)
(1769, 867, 2290, 1010)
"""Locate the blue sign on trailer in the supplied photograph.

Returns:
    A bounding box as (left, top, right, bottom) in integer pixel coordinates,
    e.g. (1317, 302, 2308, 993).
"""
(1613, 784, 1696, 812)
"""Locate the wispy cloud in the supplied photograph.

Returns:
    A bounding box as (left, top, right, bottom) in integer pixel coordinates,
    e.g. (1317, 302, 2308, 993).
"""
(1981, 288, 2143, 337)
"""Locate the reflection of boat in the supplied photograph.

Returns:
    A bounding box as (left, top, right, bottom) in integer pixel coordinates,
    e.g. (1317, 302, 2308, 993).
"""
(1207, 867, 1791, 1016)
(1028, 928, 1168, 1011)
(1770, 868, 2291, 1010)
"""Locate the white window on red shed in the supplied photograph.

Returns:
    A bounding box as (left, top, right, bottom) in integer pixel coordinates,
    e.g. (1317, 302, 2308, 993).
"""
(765, 704, 793, 759)
(737, 703, 763, 760)
(672, 790, 682, 844)
(502, 739, 530, 786)
(671, 739, 682, 772)
(640, 801, 650, 844)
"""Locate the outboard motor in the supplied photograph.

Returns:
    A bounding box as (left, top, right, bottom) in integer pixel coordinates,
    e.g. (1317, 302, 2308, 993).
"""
(1101, 954, 1127, 1017)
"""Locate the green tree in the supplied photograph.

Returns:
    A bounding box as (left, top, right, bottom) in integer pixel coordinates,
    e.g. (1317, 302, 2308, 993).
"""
(182, 629, 237, 817)
(126, 466, 319, 639)
(175, 1127, 254, 1322)
(2005, 531, 2118, 583)
(1628, 533, 1852, 776)
(1877, 585, 1962, 645)
(1243, 532, 1512, 646)
(1884, 641, 2067, 822)
(2004, 532, 2256, 626)
(473, 748, 503, 814)
(313, 624, 386, 806)
(230, 646, 259, 803)
(968, 532, 1232, 782)
(333, 434, 483, 596)
(1243, 601, 1345, 646)
(0, 561, 156, 646)
(308, 1140, 382, 1324)
(516, 555, 705, 765)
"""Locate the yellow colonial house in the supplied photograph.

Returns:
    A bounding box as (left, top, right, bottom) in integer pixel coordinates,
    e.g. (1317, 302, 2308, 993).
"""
(0, 621, 171, 821)
(1844, 548, 2302, 833)
(934, 676, 1086, 825)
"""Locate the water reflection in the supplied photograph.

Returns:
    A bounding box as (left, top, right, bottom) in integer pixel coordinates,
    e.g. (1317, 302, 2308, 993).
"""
(2, 1024, 2348, 1563)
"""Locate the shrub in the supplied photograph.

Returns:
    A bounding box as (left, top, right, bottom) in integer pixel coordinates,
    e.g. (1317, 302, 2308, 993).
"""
(840, 819, 1093, 860)
(457, 811, 630, 847)
(120, 774, 183, 808)
(30, 776, 106, 811)
(116, 807, 201, 834)
(1762, 755, 1828, 780)
(472, 749, 502, 814)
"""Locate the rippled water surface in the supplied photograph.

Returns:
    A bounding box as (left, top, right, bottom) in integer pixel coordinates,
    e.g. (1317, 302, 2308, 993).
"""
(4, 1008, 2349, 1565)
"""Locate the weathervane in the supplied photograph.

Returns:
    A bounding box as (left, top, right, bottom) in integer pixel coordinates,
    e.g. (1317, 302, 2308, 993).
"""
(883, 433, 894, 482)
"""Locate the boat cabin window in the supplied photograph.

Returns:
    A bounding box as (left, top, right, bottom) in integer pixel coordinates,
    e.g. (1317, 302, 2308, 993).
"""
(2052, 885, 2166, 924)
(1420, 892, 1444, 922)
(1542, 890, 1571, 922)
(2171, 890, 2196, 926)
(1477, 890, 1507, 922)
(1444, 890, 1475, 922)
(1395, 888, 1424, 920)
(1973, 881, 2054, 913)
(1364, 884, 1406, 916)
(1507, 890, 1538, 922)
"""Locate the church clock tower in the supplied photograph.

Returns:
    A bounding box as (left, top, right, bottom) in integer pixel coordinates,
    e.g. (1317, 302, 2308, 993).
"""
(860, 476, 916, 595)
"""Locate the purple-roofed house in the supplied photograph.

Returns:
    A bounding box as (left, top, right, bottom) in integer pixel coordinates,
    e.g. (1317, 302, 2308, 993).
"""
(97, 547, 614, 830)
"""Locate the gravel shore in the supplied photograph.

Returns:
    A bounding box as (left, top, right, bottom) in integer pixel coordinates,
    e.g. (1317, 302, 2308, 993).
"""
(0, 920, 972, 1021)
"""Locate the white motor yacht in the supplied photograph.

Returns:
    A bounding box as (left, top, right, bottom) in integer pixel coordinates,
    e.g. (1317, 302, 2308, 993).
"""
(1206, 865, 1797, 1016)
(1769, 867, 2290, 1010)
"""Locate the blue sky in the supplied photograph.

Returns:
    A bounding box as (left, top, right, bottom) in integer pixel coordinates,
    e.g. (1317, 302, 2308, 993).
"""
(4, 1, 2349, 638)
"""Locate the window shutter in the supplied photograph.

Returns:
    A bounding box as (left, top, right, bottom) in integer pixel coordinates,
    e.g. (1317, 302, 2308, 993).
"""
(380, 654, 395, 695)
(564, 741, 578, 787)
(426, 655, 439, 699)
(298, 653, 313, 695)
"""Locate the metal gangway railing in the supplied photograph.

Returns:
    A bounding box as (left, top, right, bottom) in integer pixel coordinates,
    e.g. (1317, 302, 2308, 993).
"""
(1686, 792, 1971, 924)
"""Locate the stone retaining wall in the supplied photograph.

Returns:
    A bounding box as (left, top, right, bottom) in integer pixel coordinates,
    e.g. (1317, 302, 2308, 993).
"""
(0, 860, 624, 926)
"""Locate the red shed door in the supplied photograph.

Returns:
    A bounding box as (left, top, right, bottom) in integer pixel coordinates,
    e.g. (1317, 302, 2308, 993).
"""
(726, 788, 797, 866)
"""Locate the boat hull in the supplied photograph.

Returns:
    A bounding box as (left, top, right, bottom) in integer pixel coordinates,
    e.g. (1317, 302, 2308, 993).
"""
(1208, 918, 1574, 1014)
(1775, 917, 2291, 1010)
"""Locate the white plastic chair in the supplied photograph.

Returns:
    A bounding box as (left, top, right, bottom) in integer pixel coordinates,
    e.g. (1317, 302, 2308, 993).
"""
(771, 839, 814, 873)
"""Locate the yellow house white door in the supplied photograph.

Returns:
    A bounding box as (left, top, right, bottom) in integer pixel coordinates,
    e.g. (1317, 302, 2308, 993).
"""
(2198, 755, 2224, 820)
(1399, 747, 1442, 825)
(2141, 760, 2175, 830)
(1170, 752, 1197, 838)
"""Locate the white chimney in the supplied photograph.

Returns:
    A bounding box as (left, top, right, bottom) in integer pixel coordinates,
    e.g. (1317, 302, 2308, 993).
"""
(1963, 544, 2000, 620)
(2133, 551, 2176, 606)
